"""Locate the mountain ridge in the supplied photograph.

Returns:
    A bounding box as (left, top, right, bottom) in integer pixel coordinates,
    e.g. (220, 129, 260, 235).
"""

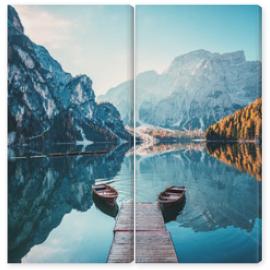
(8, 6, 131, 146)
(100, 49, 261, 130)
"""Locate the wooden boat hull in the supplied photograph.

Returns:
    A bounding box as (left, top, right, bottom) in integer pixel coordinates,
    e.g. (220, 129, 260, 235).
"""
(92, 184, 118, 207)
(158, 186, 186, 209)
(159, 199, 184, 208)
(93, 192, 117, 206)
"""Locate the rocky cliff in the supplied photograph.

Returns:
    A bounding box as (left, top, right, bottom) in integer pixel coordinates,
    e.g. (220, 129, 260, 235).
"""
(101, 50, 261, 130)
(8, 6, 131, 146)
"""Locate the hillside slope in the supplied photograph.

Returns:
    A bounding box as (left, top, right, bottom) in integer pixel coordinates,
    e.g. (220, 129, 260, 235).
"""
(206, 98, 262, 142)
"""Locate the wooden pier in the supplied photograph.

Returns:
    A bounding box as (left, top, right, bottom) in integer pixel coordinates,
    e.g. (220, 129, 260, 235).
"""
(136, 203, 178, 263)
(107, 203, 134, 263)
(107, 203, 178, 263)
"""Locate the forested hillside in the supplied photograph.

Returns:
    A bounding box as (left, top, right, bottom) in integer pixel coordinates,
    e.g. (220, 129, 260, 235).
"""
(206, 98, 261, 142)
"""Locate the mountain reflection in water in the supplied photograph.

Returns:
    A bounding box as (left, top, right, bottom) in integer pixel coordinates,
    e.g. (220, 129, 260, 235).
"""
(136, 143, 261, 232)
(8, 141, 261, 263)
(136, 142, 261, 262)
(8, 143, 131, 263)
(207, 143, 262, 181)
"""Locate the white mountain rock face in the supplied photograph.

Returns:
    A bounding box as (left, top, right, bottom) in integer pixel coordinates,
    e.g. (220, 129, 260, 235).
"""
(8, 6, 131, 145)
(100, 49, 261, 130)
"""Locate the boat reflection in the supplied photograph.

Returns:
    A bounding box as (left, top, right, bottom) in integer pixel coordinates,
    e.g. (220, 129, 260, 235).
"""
(161, 197, 186, 223)
(93, 194, 119, 218)
(136, 144, 261, 232)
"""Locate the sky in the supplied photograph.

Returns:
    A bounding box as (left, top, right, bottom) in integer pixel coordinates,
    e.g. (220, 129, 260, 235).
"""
(15, 5, 261, 95)
(136, 5, 261, 74)
(15, 5, 133, 96)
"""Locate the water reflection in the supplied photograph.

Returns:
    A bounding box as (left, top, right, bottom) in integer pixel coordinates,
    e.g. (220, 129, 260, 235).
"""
(137, 145, 261, 231)
(8, 143, 130, 263)
(136, 143, 261, 262)
(135, 142, 205, 156)
(161, 199, 186, 223)
(9, 141, 262, 263)
(92, 198, 119, 218)
(207, 143, 262, 181)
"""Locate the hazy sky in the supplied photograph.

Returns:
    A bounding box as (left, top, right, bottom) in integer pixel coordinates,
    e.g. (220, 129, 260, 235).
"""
(15, 5, 261, 95)
(136, 5, 261, 74)
(15, 5, 133, 96)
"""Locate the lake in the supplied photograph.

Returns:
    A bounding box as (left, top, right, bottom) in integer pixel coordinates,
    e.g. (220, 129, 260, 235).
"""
(8, 142, 261, 263)
(8, 143, 133, 263)
(136, 142, 262, 263)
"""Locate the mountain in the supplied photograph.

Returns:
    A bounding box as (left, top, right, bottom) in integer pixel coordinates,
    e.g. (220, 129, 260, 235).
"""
(100, 49, 261, 130)
(97, 80, 133, 126)
(8, 6, 131, 146)
(206, 98, 261, 142)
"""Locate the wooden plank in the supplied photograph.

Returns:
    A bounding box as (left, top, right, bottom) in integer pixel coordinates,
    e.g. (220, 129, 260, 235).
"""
(135, 203, 178, 263)
(107, 203, 134, 263)
(107, 202, 178, 263)
(114, 203, 134, 232)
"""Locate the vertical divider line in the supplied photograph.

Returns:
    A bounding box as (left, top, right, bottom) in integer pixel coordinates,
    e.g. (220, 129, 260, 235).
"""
(133, 3, 136, 264)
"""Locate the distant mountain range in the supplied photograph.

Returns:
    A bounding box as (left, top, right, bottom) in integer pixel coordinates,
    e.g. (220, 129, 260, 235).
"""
(100, 49, 261, 130)
(206, 98, 261, 142)
(8, 6, 131, 146)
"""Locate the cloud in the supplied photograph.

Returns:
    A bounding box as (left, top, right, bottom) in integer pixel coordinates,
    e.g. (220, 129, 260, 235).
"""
(13, 5, 133, 95)
(15, 6, 75, 50)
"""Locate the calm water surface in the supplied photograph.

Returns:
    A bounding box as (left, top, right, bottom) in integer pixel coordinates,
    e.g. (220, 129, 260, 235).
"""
(8, 142, 261, 263)
(8, 143, 133, 263)
(136, 143, 262, 263)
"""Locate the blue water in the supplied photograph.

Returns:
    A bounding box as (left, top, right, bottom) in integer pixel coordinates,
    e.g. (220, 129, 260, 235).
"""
(136, 143, 262, 263)
(22, 206, 115, 263)
(168, 219, 261, 263)
(8, 143, 133, 263)
(8, 142, 261, 263)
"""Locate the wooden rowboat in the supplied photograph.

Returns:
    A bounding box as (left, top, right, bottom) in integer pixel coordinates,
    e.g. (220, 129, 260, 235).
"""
(92, 184, 118, 206)
(158, 186, 186, 208)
